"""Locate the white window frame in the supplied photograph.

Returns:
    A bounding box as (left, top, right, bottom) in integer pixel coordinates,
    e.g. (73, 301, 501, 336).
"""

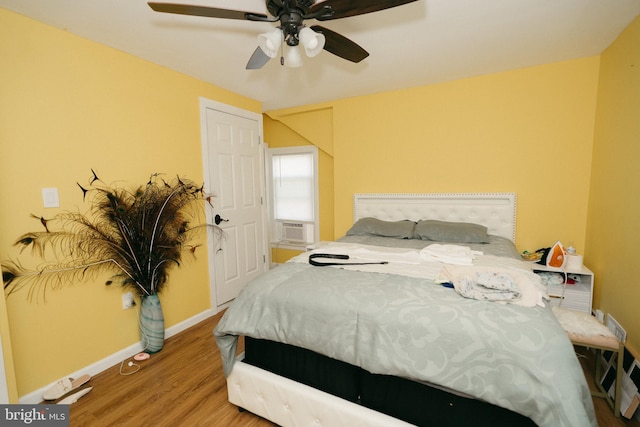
(266, 145, 319, 249)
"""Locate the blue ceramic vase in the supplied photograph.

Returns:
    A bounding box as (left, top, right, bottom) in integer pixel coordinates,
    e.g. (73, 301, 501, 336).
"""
(139, 294, 165, 353)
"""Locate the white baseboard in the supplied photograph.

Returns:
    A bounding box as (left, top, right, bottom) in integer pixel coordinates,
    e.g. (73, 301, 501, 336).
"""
(19, 308, 216, 404)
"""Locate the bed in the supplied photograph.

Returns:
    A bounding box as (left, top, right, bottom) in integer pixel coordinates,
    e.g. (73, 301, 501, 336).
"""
(214, 193, 596, 427)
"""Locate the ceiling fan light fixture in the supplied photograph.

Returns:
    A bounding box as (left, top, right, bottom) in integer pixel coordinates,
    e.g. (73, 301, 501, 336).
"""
(258, 28, 282, 58)
(299, 27, 325, 57)
(284, 44, 303, 68)
(149, 0, 401, 69)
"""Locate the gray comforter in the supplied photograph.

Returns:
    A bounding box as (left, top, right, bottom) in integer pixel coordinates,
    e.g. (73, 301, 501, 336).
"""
(215, 238, 595, 427)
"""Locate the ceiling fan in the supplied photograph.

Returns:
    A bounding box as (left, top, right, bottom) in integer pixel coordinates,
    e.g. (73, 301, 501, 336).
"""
(148, 0, 418, 69)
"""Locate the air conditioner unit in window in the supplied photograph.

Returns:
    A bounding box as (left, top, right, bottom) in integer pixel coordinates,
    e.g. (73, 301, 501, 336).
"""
(281, 221, 306, 243)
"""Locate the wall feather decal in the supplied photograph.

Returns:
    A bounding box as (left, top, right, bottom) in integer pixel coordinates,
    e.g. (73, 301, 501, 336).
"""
(2, 172, 218, 301)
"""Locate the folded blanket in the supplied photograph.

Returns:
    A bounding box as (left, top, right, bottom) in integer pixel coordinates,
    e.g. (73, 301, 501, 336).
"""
(457, 271, 521, 301)
(438, 265, 548, 307)
(305, 243, 423, 264)
(292, 244, 548, 306)
(420, 244, 483, 265)
(290, 242, 444, 279)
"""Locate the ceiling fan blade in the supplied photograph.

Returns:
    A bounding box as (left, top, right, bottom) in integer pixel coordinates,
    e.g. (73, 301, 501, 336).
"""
(310, 26, 369, 63)
(246, 47, 271, 70)
(311, 0, 418, 21)
(148, 2, 268, 21)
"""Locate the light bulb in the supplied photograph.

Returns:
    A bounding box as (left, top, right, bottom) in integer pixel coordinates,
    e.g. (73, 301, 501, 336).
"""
(298, 27, 325, 58)
(285, 45, 303, 68)
(258, 28, 282, 58)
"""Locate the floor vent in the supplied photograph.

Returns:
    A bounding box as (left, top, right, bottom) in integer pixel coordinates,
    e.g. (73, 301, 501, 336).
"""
(606, 314, 626, 342)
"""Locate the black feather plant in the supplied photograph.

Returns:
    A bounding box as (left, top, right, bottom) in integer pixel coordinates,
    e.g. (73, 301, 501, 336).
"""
(2, 172, 211, 301)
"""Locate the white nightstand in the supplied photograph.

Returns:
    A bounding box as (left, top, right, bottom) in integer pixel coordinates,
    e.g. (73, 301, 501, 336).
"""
(533, 264, 593, 314)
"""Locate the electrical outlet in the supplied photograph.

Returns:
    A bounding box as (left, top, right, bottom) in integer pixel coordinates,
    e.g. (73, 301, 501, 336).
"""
(122, 292, 135, 310)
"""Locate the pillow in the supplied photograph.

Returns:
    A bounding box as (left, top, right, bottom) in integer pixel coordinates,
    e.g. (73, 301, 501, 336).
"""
(346, 217, 416, 239)
(413, 220, 490, 243)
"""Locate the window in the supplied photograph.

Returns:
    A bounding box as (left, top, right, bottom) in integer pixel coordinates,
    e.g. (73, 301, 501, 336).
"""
(267, 146, 319, 246)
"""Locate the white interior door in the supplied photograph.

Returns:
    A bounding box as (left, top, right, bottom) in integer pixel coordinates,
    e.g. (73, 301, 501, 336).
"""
(200, 99, 267, 309)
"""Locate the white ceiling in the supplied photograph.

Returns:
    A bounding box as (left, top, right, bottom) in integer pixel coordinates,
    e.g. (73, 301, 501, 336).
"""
(3, 0, 640, 111)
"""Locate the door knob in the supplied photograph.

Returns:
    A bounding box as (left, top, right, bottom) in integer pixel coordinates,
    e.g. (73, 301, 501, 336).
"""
(214, 214, 229, 225)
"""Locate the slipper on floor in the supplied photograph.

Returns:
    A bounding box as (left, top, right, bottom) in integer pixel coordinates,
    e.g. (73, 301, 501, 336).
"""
(57, 387, 92, 405)
(42, 374, 91, 400)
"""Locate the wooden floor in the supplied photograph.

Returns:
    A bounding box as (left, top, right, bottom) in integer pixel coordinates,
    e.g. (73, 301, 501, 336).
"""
(64, 310, 639, 427)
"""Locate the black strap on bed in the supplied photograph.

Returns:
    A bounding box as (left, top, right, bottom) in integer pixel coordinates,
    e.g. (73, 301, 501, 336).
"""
(308, 253, 389, 267)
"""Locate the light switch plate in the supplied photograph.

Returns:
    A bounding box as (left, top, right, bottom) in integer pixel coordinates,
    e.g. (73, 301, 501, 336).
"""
(42, 188, 60, 208)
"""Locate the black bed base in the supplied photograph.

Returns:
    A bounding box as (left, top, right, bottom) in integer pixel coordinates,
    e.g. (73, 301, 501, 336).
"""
(244, 337, 536, 427)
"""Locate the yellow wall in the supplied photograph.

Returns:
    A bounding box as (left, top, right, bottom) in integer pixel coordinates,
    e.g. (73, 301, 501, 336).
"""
(0, 8, 260, 396)
(0, 233, 18, 403)
(587, 15, 640, 356)
(267, 35, 640, 355)
(3, 4, 639, 398)
(269, 58, 600, 254)
(264, 113, 335, 263)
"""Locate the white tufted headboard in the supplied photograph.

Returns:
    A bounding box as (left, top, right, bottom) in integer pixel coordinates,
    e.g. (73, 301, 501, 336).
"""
(353, 193, 517, 242)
